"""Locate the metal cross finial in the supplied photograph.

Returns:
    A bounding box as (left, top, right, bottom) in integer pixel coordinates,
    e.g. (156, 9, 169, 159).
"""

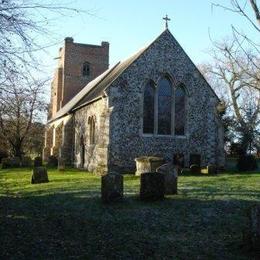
(163, 15, 171, 29)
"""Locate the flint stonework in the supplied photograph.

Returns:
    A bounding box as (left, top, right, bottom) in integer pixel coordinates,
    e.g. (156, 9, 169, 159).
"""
(101, 172, 123, 203)
(43, 30, 225, 172)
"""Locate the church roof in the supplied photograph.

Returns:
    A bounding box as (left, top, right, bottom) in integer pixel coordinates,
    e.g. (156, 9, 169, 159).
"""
(48, 31, 160, 123)
(49, 29, 219, 123)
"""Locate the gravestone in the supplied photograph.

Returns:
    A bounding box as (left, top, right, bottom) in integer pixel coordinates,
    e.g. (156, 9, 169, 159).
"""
(58, 158, 65, 171)
(156, 163, 178, 195)
(21, 156, 32, 167)
(190, 154, 201, 167)
(34, 156, 42, 167)
(140, 172, 164, 201)
(47, 155, 58, 167)
(31, 167, 49, 184)
(135, 156, 164, 176)
(2, 157, 21, 168)
(101, 172, 123, 203)
(190, 164, 201, 174)
(250, 205, 260, 251)
(207, 164, 217, 174)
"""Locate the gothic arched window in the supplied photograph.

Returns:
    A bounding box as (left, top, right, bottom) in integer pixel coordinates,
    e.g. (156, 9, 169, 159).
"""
(157, 77, 173, 135)
(80, 135, 85, 167)
(88, 116, 96, 144)
(83, 62, 90, 76)
(143, 81, 155, 134)
(175, 84, 186, 135)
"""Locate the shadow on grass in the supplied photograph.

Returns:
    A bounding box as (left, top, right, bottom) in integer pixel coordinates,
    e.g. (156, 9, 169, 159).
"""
(0, 188, 259, 260)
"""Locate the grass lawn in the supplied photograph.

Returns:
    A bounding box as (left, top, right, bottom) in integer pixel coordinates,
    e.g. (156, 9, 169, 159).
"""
(0, 168, 259, 259)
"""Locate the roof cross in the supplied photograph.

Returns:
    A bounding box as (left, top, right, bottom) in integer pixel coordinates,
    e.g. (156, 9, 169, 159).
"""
(163, 14, 171, 29)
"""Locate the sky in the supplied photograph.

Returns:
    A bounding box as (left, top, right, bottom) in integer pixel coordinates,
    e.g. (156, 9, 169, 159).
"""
(38, 0, 258, 79)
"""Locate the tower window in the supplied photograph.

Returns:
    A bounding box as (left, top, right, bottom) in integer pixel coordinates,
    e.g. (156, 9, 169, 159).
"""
(83, 62, 90, 76)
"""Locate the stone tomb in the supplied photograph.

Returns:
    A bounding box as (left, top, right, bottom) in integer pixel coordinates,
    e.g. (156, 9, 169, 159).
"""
(140, 172, 164, 201)
(156, 163, 178, 195)
(135, 156, 164, 176)
(31, 167, 49, 184)
(101, 172, 123, 203)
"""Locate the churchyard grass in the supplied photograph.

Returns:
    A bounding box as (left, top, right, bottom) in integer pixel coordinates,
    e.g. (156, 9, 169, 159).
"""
(0, 168, 259, 259)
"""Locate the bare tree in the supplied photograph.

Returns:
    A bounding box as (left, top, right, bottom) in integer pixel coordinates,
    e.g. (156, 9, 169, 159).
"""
(212, 1, 260, 93)
(0, 0, 93, 84)
(201, 39, 260, 153)
(212, 1, 259, 33)
(0, 69, 47, 158)
(0, 1, 94, 157)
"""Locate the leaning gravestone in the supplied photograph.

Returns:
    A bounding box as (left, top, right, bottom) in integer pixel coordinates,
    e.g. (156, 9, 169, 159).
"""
(31, 167, 49, 184)
(140, 172, 164, 201)
(156, 163, 178, 195)
(135, 156, 164, 176)
(101, 172, 123, 203)
(250, 205, 260, 251)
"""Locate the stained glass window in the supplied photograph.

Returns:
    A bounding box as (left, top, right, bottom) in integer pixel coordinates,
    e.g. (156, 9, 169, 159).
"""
(143, 81, 155, 134)
(158, 78, 172, 135)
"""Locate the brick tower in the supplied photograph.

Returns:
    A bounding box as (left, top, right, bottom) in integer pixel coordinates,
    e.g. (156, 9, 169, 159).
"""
(49, 37, 109, 119)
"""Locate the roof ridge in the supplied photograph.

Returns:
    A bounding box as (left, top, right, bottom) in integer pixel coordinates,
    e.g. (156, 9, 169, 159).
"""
(48, 30, 172, 123)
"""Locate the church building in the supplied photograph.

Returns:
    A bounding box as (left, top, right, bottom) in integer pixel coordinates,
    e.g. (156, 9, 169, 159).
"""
(43, 26, 225, 173)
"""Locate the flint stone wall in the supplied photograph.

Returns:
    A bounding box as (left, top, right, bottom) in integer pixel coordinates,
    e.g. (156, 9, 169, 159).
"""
(74, 98, 110, 172)
(106, 30, 225, 172)
(44, 30, 225, 173)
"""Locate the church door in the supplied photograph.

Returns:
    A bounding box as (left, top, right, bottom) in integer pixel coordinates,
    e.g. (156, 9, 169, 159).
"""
(80, 136, 85, 168)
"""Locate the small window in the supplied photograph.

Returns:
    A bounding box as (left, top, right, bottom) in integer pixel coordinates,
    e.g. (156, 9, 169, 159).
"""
(80, 135, 85, 167)
(83, 62, 90, 76)
(88, 116, 96, 144)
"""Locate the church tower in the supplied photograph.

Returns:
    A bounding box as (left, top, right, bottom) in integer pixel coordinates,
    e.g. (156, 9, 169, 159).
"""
(49, 37, 109, 119)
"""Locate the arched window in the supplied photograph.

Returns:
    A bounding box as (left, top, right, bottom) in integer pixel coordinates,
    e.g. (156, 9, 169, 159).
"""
(143, 81, 155, 134)
(83, 62, 90, 76)
(88, 116, 96, 144)
(157, 77, 173, 135)
(175, 85, 186, 135)
(80, 135, 85, 167)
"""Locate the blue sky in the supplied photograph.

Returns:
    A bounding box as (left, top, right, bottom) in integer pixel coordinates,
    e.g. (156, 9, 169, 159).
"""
(40, 0, 258, 76)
